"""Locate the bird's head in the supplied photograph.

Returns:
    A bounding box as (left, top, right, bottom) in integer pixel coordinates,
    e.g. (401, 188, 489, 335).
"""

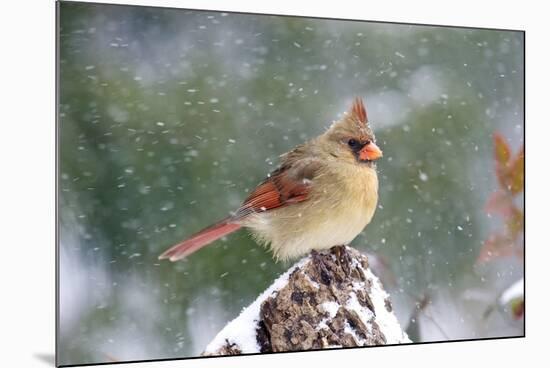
(321, 97, 383, 167)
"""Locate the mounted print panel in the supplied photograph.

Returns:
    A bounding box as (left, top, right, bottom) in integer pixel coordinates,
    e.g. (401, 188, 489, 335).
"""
(57, 1, 524, 366)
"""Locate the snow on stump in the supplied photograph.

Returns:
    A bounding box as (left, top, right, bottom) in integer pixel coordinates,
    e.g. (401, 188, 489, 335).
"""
(203, 245, 410, 355)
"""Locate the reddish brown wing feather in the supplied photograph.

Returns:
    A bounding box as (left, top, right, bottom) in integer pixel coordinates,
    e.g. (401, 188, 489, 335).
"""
(234, 164, 313, 219)
(158, 166, 312, 262)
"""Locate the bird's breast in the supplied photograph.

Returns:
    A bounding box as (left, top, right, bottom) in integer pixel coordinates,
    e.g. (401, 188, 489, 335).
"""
(244, 164, 379, 260)
(312, 163, 379, 236)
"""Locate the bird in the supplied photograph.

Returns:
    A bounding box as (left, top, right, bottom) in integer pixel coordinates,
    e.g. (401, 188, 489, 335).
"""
(159, 97, 383, 262)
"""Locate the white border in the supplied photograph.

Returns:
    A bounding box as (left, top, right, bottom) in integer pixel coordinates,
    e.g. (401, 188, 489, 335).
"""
(1, 1, 547, 367)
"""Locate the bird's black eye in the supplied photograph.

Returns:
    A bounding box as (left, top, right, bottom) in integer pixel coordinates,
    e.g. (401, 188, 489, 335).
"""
(347, 139, 361, 150)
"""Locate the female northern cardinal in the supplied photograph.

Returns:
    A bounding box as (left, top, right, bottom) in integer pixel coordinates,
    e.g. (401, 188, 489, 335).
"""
(159, 98, 383, 262)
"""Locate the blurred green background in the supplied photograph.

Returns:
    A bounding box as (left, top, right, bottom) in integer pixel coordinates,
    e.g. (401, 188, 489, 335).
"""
(58, 2, 524, 365)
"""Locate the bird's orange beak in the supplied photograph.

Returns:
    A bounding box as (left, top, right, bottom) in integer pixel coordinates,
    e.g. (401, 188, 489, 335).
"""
(359, 142, 383, 161)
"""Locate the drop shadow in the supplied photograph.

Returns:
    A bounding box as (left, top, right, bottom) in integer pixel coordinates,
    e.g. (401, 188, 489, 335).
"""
(34, 353, 55, 366)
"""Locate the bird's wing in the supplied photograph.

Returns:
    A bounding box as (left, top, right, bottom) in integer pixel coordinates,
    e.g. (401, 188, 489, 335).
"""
(233, 158, 322, 220)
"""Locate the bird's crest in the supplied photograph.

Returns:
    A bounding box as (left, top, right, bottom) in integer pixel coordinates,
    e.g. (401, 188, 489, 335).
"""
(349, 97, 368, 124)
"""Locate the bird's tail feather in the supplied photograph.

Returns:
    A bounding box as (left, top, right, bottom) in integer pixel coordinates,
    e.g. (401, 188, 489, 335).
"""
(158, 219, 241, 261)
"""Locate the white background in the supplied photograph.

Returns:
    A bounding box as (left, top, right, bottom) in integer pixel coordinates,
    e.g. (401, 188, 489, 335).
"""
(0, 0, 546, 367)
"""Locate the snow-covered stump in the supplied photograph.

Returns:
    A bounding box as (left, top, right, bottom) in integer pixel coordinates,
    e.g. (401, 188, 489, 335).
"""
(203, 245, 410, 355)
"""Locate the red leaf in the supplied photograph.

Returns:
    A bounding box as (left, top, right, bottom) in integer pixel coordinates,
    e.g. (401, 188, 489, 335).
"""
(482, 133, 524, 264)
(494, 133, 512, 189)
(511, 298, 524, 320)
(485, 190, 513, 216)
(478, 233, 515, 263)
(493, 133, 511, 168)
(508, 145, 524, 194)
(506, 207, 524, 239)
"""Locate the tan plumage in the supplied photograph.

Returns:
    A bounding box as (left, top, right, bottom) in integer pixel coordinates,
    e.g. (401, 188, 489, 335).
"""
(159, 97, 382, 262)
